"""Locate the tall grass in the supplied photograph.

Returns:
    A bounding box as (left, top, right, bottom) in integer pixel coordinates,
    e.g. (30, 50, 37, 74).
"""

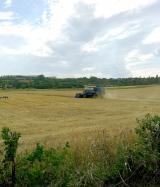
(0, 114, 160, 186)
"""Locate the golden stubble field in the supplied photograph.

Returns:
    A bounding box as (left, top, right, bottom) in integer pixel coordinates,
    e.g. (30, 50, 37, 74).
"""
(0, 85, 160, 150)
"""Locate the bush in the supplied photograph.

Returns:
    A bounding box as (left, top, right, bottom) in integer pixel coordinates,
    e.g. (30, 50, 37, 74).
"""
(0, 127, 21, 187)
(16, 143, 75, 187)
(101, 114, 160, 186)
(0, 114, 160, 186)
(136, 113, 160, 153)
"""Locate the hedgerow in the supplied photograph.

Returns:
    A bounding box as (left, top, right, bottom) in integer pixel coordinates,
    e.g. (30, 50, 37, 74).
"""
(0, 114, 159, 187)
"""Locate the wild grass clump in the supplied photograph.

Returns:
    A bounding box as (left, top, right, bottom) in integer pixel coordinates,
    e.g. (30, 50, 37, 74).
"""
(0, 114, 160, 186)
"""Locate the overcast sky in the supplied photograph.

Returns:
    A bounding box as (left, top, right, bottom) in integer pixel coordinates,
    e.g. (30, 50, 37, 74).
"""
(0, 0, 160, 78)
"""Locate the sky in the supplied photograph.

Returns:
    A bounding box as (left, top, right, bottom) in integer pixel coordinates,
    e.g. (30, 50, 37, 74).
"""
(0, 0, 160, 78)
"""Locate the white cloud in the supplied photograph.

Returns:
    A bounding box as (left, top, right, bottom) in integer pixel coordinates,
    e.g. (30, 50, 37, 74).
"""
(82, 67, 95, 72)
(0, 0, 159, 77)
(0, 11, 15, 20)
(0, 0, 78, 57)
(125, 50, 154, 63)
(124, 52, 160, 78)
(0, 21, 54, 57)
(138, 53, 153, 61)
(43, 0, 77, 40)
(132, 68, 160, 77)
(0, 0, 155, 58)
(84, 0, 157, 18)
(4, 0, 12, 8)
(81, 43, 98, 53)
(143, 27, 160, 44)
(81, 21, 141, 53)
(154, 48, 160, 56)
(43, 0, 154, 40)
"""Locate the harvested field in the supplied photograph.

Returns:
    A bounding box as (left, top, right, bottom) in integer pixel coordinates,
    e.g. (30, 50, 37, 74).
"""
(0, 85, 160, 149)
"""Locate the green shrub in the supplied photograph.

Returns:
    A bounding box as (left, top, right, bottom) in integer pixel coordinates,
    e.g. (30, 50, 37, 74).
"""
(0, 127, 21, 187)
(102, 114, 160, 186)
(0, 114, 160, 186)
(16, 143, 75, 187)
(136, 113, 160, 153)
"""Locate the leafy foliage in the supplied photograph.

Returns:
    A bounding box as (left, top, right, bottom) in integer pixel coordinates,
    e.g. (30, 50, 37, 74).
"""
(136, 114, 160, 153)
(16, 143, 74, 187)
(0, 75, 159, 89)
(0, 127, 21, 186)
(1, 128, 21, 162)
(0, 114, 160, 186)
(110, 114, 160, 185)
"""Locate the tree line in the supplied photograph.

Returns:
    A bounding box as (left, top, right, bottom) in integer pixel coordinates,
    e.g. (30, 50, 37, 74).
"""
(0, 75, 159, 89)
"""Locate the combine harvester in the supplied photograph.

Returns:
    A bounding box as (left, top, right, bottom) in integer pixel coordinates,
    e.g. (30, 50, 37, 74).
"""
(75, 85, 105, 98)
